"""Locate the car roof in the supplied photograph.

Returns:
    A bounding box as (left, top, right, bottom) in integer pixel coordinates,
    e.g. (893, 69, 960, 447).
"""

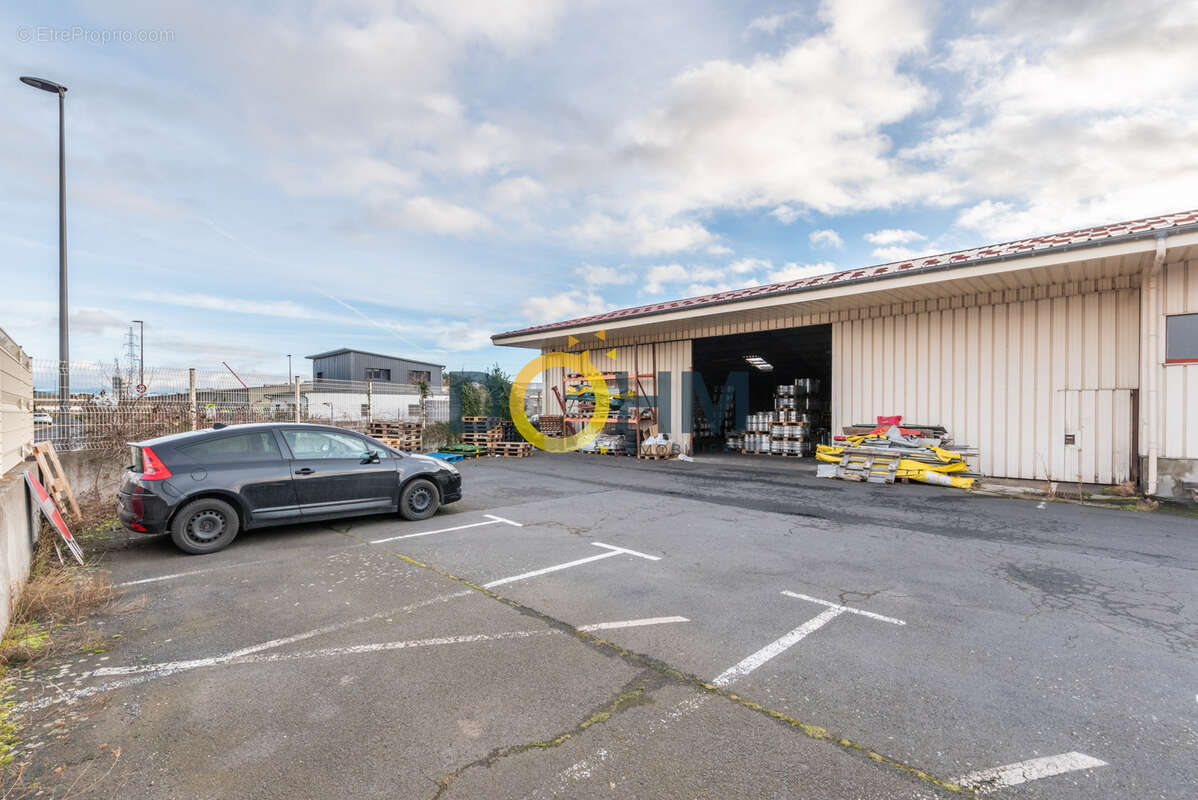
(131, 422, 371, 448)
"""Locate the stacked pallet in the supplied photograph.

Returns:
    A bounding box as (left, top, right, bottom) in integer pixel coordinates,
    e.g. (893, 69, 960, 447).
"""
(368, 421, 422, 450)
(490, 441, 534, 457)
(461, 416, 502, 446)
(537, 415, 564, 436)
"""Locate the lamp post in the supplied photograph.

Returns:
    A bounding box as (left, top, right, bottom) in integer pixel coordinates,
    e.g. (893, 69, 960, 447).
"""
(287, 354, 292, 383)
(132, 319, 144, 388)
(20, 76, 70, 423)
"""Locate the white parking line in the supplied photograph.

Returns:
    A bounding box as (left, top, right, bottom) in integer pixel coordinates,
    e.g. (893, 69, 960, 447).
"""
(781, 591, 907, 626)
(369, 513, 522, 544)
(483, 542, 660, 588)
(954, 752, 1108, 793)
(578, 616, 689, 632)
(15, 614, 689, 712)
(712, 606, 843, 687)
(549, 590, 906, 795)
(116, 554, 304, 587)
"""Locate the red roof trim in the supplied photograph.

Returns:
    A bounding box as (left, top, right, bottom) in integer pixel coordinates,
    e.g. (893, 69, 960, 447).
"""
(494, 209, 1198, 340)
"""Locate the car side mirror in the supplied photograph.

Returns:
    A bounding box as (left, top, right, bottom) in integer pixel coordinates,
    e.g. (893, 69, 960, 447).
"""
(363, 451, 381, 464)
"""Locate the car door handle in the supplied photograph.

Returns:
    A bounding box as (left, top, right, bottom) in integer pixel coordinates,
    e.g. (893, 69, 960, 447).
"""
(295, 467, 314, 475)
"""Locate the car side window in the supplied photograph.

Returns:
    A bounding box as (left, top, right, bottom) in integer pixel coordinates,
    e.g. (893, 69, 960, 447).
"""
(283, 430, 373, 459)
(179, 432, 282, 464)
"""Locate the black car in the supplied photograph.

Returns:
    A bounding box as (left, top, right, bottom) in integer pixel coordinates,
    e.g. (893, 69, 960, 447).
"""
(117, 423, 461, 554)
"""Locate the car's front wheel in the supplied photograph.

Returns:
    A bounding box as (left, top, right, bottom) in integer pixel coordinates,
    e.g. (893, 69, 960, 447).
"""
(170, 498, 240, 554)
(399, 478, 440, 521)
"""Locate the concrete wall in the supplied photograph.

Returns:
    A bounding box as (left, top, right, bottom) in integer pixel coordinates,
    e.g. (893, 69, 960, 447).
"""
(57, 448, 128, 499)
(0, 465, 35, 634)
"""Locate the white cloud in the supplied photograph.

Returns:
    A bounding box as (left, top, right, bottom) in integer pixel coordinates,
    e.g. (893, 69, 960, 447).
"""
(574, 264, 634, 286)
(809, 229, 844, 249)
(388, 196, 494, 235)
(578, 0, 943, 247)
(728, 257, 770, 274)
(488, 175, 546, 208)
(770, 205, 804, 224)
(869, 245, 938, 262)
(765, 261, 837, 283)
(520, 289, 608, 323)
(864, 228, 927, 245)
(632, 221, 722, 255)
(642, 263, 726, 293)
(746, 10, 806, 35)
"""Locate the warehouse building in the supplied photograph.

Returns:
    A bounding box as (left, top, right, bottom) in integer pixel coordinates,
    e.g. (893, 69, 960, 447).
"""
(306, 348, 443, 387)
(493, 210, 1198, 501)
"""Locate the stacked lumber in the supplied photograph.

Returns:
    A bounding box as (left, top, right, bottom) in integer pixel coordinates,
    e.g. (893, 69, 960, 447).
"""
(816, 424, 979, 489)
(368, 421, 422, 450)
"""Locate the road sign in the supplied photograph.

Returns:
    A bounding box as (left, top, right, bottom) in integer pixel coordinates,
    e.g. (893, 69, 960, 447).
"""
(136, 383, 147, 394)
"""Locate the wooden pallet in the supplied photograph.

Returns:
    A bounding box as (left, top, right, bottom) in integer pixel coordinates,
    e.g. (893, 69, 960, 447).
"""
(489, 441, 535, 457)
(455, 431, 498, 443)
(740, 449, 772, 455)
(379, 436, 422, 450)
(32, 441, 80, 519)
(369, 421, 422, 433)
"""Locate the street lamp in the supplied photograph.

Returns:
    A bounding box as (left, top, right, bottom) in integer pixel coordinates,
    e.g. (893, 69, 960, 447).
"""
(21, 76, 70, 423)
(287, 354, 292, 382)
(132, 319, 144, 388)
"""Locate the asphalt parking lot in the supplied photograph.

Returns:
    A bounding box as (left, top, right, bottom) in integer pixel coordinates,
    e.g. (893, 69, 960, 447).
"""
(11, 453, 1197, 798)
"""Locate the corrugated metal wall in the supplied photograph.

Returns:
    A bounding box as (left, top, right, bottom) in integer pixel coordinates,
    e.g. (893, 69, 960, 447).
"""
(1160, 257, 1198, 459)
(832, 287, 1141, 483)
(0, 329, 33, 474)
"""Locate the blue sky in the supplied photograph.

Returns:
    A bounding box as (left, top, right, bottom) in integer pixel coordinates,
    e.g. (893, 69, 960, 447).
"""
(3, 0, 1196, 379)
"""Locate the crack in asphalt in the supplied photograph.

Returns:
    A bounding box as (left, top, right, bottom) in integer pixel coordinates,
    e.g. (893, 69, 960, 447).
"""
(339, 531, 971, 798)
(429, 671, 666, 799)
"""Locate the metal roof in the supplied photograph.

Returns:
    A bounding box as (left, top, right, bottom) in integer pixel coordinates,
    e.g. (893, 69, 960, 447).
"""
(304, 348, 445, 368)
(493, 208, 1198, 341)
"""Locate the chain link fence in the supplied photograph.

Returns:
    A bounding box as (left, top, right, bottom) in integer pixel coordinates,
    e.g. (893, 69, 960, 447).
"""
(32, 360, 449, 452)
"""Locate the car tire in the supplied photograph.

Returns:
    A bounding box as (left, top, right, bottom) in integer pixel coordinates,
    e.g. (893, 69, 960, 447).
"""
(399, 478, 440, 521)
(170, 498, 240, 555)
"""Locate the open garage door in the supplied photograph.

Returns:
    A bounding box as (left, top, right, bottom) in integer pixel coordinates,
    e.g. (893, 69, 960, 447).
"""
(690, 325, 832, 455)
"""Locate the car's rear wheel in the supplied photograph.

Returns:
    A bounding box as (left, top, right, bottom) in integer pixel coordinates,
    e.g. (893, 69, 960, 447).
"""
(399, 478, 439, 521)
(170, 498, 240, 554)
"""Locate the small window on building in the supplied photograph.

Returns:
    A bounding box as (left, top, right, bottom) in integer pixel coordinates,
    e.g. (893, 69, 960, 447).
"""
(365, 368, 391, 381)
(1166, 313, 1198, 363)
(409, 370, 431, 384)
(408, 404, 422, 416)
(316, 371, 324, 379)
(360, 403, 371, 416)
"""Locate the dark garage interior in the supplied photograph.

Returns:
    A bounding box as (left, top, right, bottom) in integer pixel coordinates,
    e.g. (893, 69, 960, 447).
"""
(689, 324, 832, 453)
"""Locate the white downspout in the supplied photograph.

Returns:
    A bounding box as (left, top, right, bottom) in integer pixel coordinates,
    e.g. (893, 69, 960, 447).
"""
(1143, 233, 1166, 496)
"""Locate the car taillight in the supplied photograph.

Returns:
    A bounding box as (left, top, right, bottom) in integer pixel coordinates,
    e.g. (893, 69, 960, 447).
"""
(141, 446, 173, 480)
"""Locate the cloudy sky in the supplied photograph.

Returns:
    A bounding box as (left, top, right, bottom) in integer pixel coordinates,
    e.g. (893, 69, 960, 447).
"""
(3, 0, 1196, 380)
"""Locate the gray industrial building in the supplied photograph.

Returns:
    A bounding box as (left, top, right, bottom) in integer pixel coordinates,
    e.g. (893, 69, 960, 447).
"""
(306, 348, 444, 387)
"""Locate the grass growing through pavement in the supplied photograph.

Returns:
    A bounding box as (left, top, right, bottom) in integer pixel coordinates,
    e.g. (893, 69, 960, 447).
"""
(1, 493, 131, 793)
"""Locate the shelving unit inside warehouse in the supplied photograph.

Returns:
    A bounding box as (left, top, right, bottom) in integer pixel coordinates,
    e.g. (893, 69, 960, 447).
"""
(550, 344, 660, 457)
